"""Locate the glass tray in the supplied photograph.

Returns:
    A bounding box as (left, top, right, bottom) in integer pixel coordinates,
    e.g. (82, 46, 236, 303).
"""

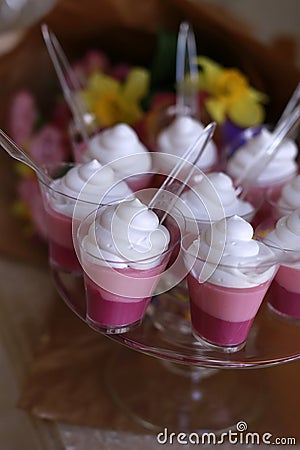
(52, 268, 300, 369)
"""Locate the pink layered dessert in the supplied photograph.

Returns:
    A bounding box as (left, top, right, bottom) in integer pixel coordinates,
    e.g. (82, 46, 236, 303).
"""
(78, 198, 172, 333)
(155, 116, 218, 178)
(269, 267, 300, 319)
(84, 262, 168, 330)
(183, 216, 276, 351)
(266, 174, 300, 221)
(40, 160, 132, 274)
(226, 127, 298, 225)
(263, 210, 300, 320)
(188, 275, 271, 346)
(82, 123, 153, 192)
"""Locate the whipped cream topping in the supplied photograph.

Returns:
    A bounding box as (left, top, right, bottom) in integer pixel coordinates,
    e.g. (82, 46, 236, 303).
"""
(264, 208, 300, 252)
(82, 198, 170, 269)
(277, 174, 300, 213)
(50, 159, 132, 218)
(185, 215, 275, 287)
(180, 172, 254, 222)
(83, 123, 152, 178)
(227, 128, 298, 186)
(156, 116, 217, 172)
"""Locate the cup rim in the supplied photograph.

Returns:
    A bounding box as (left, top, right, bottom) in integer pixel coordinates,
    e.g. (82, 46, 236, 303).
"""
(76, 203, 185, 266)
(38, 161, 132, 206)
(255, 217, 300, 255)
(181, 232, 278, 270)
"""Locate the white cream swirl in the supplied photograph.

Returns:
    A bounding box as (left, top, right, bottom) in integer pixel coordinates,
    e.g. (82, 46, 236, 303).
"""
(227, 128, 298, 185)
(82, 198, 170, 269)
(264, 209, 300, 252)
(155, 116, 217, 172)
(83, 123, 152, 178)
(50, 159, 132, 218)
(277, 174, 300, 212)
(185, 215, 275, 287)
(181, 172, 254, 222)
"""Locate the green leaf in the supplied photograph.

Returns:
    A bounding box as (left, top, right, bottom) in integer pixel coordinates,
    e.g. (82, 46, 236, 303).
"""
(150, 28, 177, 93)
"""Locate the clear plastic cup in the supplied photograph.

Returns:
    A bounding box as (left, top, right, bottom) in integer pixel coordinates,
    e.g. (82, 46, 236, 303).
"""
(76, 204, 185, 334)
(181, 233, 278, 352)
(256, 214, 300, 320)
(38, 162, 131, 274)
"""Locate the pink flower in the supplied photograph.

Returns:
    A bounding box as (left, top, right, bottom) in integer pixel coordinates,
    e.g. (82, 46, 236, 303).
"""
(83, 50, 109, 75)
(8, 90, 37, 146)
(70, 50, 109, 87)
(28, 125, 69, 166)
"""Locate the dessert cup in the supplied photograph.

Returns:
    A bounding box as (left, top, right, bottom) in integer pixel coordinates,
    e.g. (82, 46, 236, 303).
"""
(179, 171, 257, 234)
(76, 202, 184, 334)
(149, 109, 219, 188)
(226, 126, 299, 226)
(80, 123, 153, 192)
(71, 129, 154, 193)
(257, 212, 300, 321)
(182, 227, 277, 352)
(38, 161, 132, 274)
(265, 172, 300, 221)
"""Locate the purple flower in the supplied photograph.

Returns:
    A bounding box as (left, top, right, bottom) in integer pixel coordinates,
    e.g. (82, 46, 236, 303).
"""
(28, 125, 69, 166)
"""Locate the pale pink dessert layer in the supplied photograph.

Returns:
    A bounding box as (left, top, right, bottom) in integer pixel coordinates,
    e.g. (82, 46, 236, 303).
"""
(189, 276, 271, 322)
(83, 258, 167, 300)
(188, 275, 272, 346)
(274, 265, 300, 294)
(45, 205, 74, 248)
(84, 258, 169, 327)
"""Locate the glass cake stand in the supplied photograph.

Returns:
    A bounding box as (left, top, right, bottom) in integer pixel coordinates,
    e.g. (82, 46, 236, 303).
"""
(51, 268, 300, 432)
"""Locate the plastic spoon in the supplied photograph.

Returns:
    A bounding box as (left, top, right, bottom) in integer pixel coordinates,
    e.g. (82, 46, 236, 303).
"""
(41, 24, 93, 145)
(0, 129, 51, 184)
(276, 81, 300, 128)
(236, 105, 300, 199)
(175, 21, 199, 117)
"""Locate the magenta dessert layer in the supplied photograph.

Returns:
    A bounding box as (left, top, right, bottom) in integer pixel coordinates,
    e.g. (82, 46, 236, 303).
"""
(268, 280, 300, 319)
(84, 275, 150, 327)
(49, 240, 82, 273)
(45, 205, 81, 272)
(190, 304, 253, 346)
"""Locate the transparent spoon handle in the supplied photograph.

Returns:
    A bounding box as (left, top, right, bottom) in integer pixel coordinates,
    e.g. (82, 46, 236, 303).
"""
(237, 105, 300, 199)
(0, 129, 50, 183)
(277, 81, 300, 128)
(41, 23, 89, 144)
(176, 21, 199, 116)
(149, 122, 216, 222)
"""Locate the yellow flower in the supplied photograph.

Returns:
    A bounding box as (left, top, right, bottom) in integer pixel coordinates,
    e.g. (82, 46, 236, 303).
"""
(197, 56, 267, 127)
(81, 67, 150, 127)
